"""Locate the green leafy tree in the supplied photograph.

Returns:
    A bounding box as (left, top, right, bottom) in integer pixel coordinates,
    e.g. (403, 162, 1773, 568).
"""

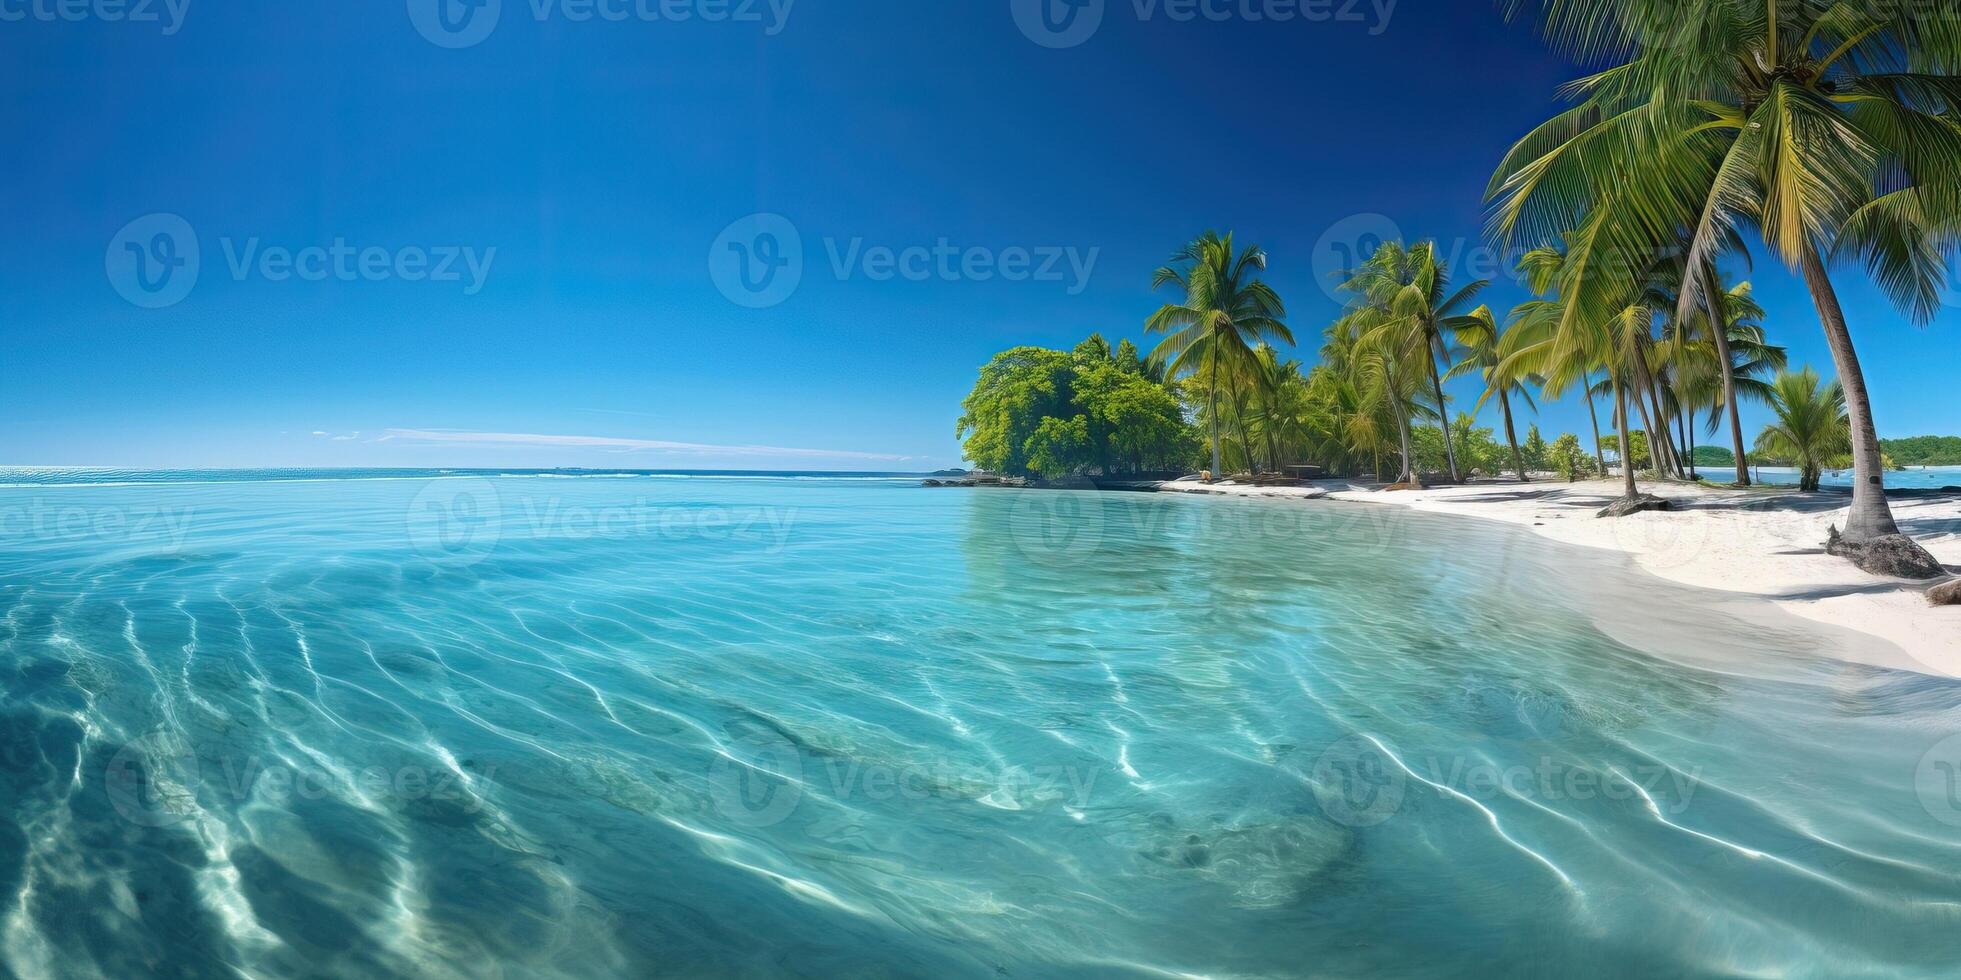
(1551, 432, 1591, 482)
(1523, 425, 1550, 472)
(956, 347, 1076, 475)
(1025, 416, 1092, 480)
(957, 336, 1202, 479)
(1690, 445, 1737, 468)
(1883, 436, 1961, 467)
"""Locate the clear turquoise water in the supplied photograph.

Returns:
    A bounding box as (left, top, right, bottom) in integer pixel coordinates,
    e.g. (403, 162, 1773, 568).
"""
(1749, 465, 1961, 490)
(1, 470, 1959, 978)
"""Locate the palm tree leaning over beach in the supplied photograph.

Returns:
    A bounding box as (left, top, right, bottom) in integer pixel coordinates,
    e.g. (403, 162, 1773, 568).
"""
(1493, 0, 1961, 571)
(1756, 367, 1851, 493)
(1145, 231, 1294, 478)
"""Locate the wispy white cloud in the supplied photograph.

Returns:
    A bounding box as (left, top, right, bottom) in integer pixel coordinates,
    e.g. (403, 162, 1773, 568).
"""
(312, 430, 362, 441)
(378, 429, 915, 462)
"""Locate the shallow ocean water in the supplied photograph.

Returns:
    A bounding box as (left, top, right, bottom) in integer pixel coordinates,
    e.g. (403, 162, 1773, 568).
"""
(0, 470, 1958, 978)
(1751, 465, 1961, 490)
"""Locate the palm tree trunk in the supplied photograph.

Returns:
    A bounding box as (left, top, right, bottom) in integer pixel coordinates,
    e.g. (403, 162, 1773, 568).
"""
(1633, 358, 1682, 478)
(1703, 290, 1751, 486)
(1583, 370, 1608, 475)
(1636, 353, 1683, 478)
(1629, 374, 1660, 475)
(1798, 244, 1901, 541)
(1500, 387, 1526, 482)
(1388, 386, 1417, 485)
(1207, 370, 1224, 479)
(1685, 414, 1698, 480)
(1614, 379, 1638, 499)
(1234, 399, 1257, 474)
(1638, 365, 1679, 477)
(1426, 346, 1459, 482)
(1677, 404, 1694, 480)
(1265, 406, 1284, 474)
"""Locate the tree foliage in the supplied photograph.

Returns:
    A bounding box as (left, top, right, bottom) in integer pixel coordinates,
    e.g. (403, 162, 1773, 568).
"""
(957, 335, 1200, 478)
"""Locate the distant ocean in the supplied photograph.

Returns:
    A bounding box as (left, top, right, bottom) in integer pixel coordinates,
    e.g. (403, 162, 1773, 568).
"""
(1748, 465, 1961, 490)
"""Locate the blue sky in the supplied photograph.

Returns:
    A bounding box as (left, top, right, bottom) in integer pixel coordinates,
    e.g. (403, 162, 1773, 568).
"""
(3, 0, 1956, 469)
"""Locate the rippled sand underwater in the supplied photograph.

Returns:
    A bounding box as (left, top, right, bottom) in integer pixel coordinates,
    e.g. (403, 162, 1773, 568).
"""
(2, 472, 1960, 978)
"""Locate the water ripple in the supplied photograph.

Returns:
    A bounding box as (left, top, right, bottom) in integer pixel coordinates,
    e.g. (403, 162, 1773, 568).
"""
(0, 474, 1957, 977)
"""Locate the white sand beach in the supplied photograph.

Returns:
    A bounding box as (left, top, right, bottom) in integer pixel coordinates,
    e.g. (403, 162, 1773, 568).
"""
(1157, 477, 1961, 676)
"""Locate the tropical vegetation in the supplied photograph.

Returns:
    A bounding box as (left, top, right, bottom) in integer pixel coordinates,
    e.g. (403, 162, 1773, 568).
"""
(1754, 368, 1851, 492)
(1490, 0, 1960, 569)
(956, 1, 1958, 578)
(957, 336, 1201, 479)
(1884, 436, 1961, 467)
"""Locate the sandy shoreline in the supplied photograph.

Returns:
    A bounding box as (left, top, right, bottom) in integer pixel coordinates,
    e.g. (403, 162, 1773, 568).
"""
(1152, 476, 1961, 676)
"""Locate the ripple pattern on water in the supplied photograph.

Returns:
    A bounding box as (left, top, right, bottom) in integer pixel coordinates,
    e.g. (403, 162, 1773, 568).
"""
(0, 473, 1957, 977)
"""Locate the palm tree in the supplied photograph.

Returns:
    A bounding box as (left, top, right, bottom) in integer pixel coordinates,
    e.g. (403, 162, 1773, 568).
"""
(1449, 305, 1542, 481)
(1312, 328, 1402, 479)
(1337, 241, 1489, 482)
(1517, 245, 1610, 474)
(1493, 0, 1960, 570)
(1756, 367, 1851, 493)
(1497, 244, 1660, 505)
(1146, 231, 1293, 478)
(1250, 344, 1311, 473)
(1662, 278, 1787, 479)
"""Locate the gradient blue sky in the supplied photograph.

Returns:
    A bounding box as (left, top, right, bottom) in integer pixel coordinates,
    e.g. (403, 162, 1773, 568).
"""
(3, 0, 1956, 469)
